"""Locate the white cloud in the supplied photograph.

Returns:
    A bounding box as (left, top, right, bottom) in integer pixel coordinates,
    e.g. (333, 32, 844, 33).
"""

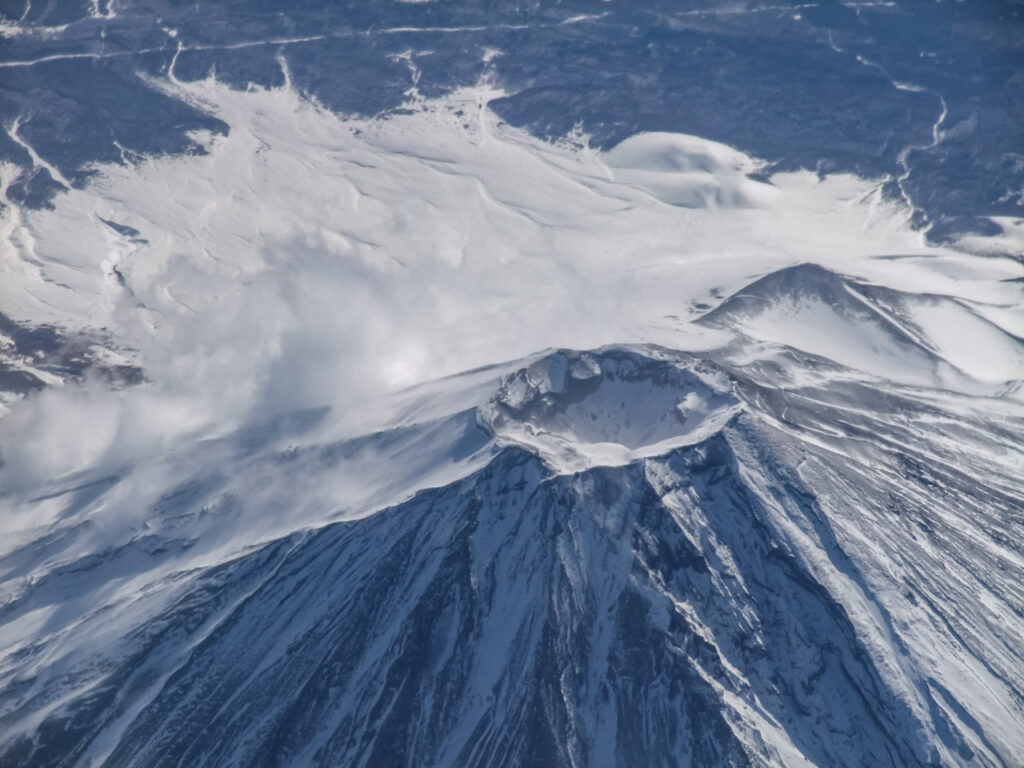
(0, 74, 1019, 493)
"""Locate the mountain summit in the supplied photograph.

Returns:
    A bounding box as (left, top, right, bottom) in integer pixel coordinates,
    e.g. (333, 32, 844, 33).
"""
(2, 336, 1020, 767)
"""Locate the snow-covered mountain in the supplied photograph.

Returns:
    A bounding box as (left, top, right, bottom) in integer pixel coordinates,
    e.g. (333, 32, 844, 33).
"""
(2, 334, 1022, 767)
(1, 1, 1023, 766)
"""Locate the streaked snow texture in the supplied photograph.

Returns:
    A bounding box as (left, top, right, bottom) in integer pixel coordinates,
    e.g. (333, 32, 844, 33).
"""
(0, 72, 1022, 768)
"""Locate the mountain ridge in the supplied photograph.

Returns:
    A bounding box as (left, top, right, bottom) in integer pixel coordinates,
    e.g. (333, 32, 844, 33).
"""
(2, 340, 1021, 767)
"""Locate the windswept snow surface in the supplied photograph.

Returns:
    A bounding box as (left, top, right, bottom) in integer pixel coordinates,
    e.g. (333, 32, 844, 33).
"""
(1, 76, 1019, 463)
(0, 47, 1022, 768)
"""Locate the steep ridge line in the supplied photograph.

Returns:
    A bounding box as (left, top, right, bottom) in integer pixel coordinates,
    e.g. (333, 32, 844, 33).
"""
(1, 339, 1021, 766)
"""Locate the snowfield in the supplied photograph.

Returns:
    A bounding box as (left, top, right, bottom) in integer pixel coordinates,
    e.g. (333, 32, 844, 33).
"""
(0, 66, 1022, 768)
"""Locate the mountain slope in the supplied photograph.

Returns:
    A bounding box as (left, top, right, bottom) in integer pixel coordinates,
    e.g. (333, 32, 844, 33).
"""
(1, 342, 1020, 768)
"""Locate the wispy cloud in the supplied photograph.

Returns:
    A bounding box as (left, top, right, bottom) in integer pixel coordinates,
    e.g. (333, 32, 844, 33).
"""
(1, 74, 1018, 492)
